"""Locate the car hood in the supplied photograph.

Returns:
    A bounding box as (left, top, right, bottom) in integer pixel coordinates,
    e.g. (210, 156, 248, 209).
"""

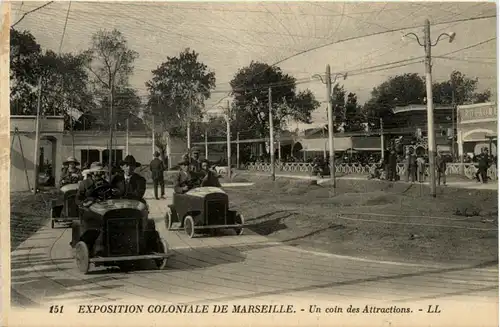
(186, 187, 226, 198)
(90, 199, 147, 215)
(60, 184, 79, 192)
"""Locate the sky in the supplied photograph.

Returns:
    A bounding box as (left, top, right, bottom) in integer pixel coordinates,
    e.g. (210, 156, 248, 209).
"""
(9, 1, 498, 130)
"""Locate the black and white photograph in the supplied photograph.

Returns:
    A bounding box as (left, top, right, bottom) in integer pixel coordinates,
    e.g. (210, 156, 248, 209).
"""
(2, 1, 498, 326)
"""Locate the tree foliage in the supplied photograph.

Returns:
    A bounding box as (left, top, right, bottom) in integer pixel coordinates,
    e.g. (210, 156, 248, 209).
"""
(84, 29, 139, 128)
(433, 70, 492, 105)
(10, 28, 95, 127)
(229, 61, 320, 140)
(362, 71, 491, 130)
(144, 48, 216, 159)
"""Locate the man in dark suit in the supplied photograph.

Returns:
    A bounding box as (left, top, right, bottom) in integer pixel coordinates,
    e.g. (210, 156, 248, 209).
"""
(150, 151, 165, 199)
(111, 155, 147, 203)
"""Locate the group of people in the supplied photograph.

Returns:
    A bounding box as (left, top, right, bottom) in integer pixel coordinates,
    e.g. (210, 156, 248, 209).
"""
(59, 155, 147, 206)
(173, 148, 221, 194)
(369, 147, 450, 185)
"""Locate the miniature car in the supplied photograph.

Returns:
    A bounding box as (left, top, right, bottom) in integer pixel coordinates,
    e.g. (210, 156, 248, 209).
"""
(70, 184, 169, 274)
(50, 183, 80, 228)
(165, 186, 244, 238)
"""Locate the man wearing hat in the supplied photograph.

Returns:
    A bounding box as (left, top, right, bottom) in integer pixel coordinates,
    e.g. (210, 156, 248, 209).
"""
(150, 151, 166, 200)
(174, 159, 196, 194)
(200, 159, 221, 187)
(76, 162, 114, 206)
(112, 155, 147, 202)
(189, 148, 202, 173)
(60, 156, 82, 187)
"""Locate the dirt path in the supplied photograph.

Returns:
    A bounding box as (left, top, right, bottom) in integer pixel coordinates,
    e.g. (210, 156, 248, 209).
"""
(224, 176, 498, 266)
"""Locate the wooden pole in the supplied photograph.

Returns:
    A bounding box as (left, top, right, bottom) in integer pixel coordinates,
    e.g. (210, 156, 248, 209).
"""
(269, 87, 275, 181)
(33, 77, 42, 193)
(108, 81, 114, 178)
(380, 118, 384, 160)
(226, 100, 231, 179)
(204, 129, 208, 159)
(126, 116, 129, 155)
(424, 19, 437, 197)
(237, 131, 240, 169)
(326, 65, 336, 187)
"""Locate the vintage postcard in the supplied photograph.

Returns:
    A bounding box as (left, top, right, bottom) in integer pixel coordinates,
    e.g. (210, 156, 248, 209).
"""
(2, 1, 498, 326)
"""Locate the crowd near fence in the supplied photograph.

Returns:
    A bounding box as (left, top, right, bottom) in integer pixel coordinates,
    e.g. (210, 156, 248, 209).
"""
(245, 162, 498, 181)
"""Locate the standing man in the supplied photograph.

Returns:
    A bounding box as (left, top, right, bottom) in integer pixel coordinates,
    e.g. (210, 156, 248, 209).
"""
(150, 151, 165, 200)
(476, 147, 491, 183)
(436, 151, 447, 186)
(388, 148, 398, 181)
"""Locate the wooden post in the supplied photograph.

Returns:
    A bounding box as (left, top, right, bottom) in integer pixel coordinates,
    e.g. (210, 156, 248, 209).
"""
(269, 87, 275, 181)
(237, 132, 240, 169)
(33, 77, 42, 193)
(204, 129, 208, 159)
(126, 116, 129, 155)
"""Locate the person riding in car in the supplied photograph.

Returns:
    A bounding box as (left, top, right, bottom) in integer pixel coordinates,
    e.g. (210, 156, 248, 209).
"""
(59, 156, 83, 187)
(111, 155, 147, 203)
(174, 160, 197, 194)
(200, 159, 221, 187)
(76, 162, 116, 206)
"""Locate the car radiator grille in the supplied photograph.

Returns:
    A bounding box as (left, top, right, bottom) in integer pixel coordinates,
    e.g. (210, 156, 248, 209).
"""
(206, 200, 227, 225)
(106, 218, 140, 256)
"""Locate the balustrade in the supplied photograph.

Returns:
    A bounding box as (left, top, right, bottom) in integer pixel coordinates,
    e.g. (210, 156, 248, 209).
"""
(246, 162, 498, 180)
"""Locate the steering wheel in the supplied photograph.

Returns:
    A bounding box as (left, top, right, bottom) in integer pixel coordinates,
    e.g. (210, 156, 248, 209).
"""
(90, 184, 114, 201)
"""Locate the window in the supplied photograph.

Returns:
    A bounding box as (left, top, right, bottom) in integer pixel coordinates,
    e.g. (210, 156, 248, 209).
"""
(102, 150, 123, 166)
(81, 150, 100, 166)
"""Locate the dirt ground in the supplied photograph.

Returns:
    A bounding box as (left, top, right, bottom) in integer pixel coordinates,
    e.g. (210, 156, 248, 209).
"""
(10, 189, 59, 250)
(224, 173, 498, 266)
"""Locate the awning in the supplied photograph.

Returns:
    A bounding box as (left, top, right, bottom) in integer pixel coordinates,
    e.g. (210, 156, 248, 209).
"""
(299, 137, 352, 152)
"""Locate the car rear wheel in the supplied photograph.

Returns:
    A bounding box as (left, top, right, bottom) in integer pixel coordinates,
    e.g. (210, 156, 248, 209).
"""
(155, 238, 169, 270)
(184, 216, 195, 238)
(234, 213, 244, 236)
(75, 241, 90, 274)
(165, 208, 172, 230)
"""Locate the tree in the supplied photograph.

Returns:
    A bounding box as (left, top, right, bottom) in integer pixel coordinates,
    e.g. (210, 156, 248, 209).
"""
(84, 29, 139, 128)
(145, 48, 216, 160)
(344, 92, 365, 132)
(363, 73, 426, 129)
(10, 28, 42, 115)
(229, 61, 320, 143)
(331, 83, 346, 131)
(10, 28, 96, 129)
(433, 70, 491, 105)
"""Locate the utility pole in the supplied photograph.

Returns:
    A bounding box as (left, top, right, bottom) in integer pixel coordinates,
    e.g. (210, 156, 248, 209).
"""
(269, 87, 275, 181)
(424, 18, 437, 197)
(451, 85, 456, 160)
(236, 131, 240, 170)
(204, 129, 208, 159)
(126, 115, 129, 155)
(326, 65, 336, 187)
(33, 77, 42, 193)
(108, 74, 116, 179)
(226, 100, 232, 180)
(380, 118, 385, 160)
(187, 90, 192, 155)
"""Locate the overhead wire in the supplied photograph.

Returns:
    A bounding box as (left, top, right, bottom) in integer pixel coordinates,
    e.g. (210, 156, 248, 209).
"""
(11, 1, 54, 28)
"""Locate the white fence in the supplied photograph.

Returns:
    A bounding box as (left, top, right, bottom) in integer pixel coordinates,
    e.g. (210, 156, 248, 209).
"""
(246, 162, 498, 181)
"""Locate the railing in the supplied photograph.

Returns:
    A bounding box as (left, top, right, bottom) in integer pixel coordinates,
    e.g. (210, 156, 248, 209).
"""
(246, 162, 498, 180)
